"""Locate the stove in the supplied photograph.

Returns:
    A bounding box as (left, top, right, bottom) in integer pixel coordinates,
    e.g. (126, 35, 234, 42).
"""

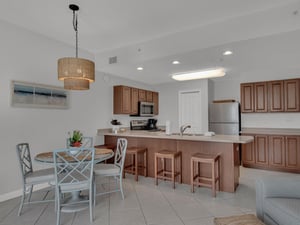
(130, 119, 160, 131)
(130, 120, 148, 130)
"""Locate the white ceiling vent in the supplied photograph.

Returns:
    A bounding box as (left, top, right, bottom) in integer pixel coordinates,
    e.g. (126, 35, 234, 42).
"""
(109, 56, 117, 64)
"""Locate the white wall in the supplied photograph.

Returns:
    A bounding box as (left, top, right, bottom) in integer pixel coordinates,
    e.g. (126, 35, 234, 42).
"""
(0, 20, 150, 199)
(156, 79, 209, 133)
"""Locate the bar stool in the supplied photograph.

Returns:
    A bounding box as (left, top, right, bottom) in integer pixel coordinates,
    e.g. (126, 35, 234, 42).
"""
(123, 147, 147, 181)
(190, 153, 220, 197)
(154, 150, 182, 189)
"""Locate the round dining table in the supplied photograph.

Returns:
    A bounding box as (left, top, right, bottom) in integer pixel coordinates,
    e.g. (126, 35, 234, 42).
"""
(34, 148, 114, 211)
(35, 148, 114, 164)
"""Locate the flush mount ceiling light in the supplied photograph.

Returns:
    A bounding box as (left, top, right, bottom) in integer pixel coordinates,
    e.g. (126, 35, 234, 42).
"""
(58, 4, 95, 90)
(223, 50, 233, 56)
(172, 68, 226, 81)
(137, 67, 144, 71)
(172, 60, 180, 65)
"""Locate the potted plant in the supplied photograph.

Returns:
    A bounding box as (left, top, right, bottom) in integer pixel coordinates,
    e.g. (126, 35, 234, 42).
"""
(68, 130, 83, 147)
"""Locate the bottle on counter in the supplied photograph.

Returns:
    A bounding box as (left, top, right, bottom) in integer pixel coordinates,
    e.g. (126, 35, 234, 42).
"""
(165, 120, 171, 135)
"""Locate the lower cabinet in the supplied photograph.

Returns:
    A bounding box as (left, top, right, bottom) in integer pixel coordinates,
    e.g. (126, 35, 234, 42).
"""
(242, 133, 300, 172)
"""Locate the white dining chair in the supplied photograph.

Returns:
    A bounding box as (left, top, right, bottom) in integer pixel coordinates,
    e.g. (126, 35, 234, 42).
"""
(93, 138, 127, 203)
(53, 147, 95, 225)
(66, 136, 93, 148)
(16, 143, 55, 216)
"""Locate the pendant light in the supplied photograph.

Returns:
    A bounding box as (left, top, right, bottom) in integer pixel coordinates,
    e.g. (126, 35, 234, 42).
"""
(58, 4, 95, 90)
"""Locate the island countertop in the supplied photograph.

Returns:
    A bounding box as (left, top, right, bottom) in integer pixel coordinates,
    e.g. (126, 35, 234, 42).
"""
(98, 130, 253, 144)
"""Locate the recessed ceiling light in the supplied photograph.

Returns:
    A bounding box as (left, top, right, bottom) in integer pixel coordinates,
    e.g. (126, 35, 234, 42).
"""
(137, 67, 144, 71)
(172, 68, 226, 81)
(172, 60, 180, 65)
(223, 50, 233, 56)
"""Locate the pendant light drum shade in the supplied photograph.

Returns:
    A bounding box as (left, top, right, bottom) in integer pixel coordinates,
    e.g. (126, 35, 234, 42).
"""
(58, 57, 95, 81)
(64, 78, 89, 90)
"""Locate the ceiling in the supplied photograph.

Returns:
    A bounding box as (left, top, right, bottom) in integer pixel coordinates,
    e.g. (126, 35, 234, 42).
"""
(1, 0, 300, 84)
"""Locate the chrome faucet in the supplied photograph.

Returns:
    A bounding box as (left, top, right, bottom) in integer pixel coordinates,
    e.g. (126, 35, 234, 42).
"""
(180, 124, 191, 136)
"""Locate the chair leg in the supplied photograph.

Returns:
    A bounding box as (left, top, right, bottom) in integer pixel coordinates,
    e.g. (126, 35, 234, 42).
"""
(135, 153, 138, 181)
(89, 189, 94, 223)
(154, 154, 158, 185)
(27, 185, 33, 202)
(56, 195, 61, 225)
(18, 186, 26, 216)
(119, 176, 124, 200)
(191, 160, 194, 193)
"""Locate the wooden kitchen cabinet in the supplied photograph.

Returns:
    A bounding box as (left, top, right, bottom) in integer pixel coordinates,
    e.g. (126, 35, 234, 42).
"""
(114, 86, 159, 115)
(152, 92, 159, 115)
(113, 85, 132, 114)
(138, 89, 146, 102)
(241, 134, 255, 165)
(146, 91, 153, 102)
(131, 88, 139, 115)
(241, 78, 300, 113)
(240, 83, 254, 112)
(242, 132, 300, 173)
(268, 81, 284, 112)
(255, 135, 269, 166)
(268, 135, 285, 168)
(254, 82, 268, 112)
(284, 79, 300, 112)
(285, 136, 300, 170)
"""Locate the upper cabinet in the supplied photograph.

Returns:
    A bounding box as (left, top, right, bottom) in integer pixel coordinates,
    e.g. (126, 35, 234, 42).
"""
(284, 79, 300, 112)
(241, 78, 300, 113)
(113, 86, 132, 114)
(152, 92, 159, 115)
(254, 82, 268, 112)
(113, 85, 159, 115)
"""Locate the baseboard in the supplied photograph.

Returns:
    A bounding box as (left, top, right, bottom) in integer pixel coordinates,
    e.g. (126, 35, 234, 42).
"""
(0, 183, 50, 202)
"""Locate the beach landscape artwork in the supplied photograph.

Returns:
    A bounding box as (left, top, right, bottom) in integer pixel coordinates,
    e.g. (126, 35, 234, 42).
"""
(11, 81, 69, 109)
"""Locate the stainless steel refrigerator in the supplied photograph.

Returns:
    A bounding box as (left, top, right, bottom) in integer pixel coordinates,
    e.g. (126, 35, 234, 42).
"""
(209, 102, 241, 135)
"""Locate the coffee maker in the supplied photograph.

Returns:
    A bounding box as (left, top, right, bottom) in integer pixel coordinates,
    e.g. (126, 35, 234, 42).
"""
(147, 119, 157, 130)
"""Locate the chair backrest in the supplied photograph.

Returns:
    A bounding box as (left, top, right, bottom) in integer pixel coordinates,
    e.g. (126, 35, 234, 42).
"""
(66, 137, 93, 148)
(53, 147, 95, 192)
(114, 138, 128, 170)
(16, 143, 33, 182)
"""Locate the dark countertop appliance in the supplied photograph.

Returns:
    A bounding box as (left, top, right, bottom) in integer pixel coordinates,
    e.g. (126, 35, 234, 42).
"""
(130, 119, 159, 131)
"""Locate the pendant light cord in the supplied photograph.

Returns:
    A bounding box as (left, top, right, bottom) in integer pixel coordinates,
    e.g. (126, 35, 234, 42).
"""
(72, 10, 78, 58)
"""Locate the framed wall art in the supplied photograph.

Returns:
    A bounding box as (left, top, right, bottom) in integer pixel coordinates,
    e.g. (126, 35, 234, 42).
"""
(11, 80, 70, 109)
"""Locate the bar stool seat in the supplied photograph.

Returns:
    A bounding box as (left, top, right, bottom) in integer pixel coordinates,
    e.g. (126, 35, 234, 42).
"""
(191, 153, 220, 197)
(155, 150, 182, 189)
(123, 147, 147, 181)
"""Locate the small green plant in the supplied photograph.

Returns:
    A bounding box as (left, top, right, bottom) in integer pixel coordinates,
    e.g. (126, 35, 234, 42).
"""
(68, 130, 83, 146)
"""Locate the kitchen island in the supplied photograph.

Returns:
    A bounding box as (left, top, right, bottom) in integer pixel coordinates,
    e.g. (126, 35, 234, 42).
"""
(99, 130, 253, 193)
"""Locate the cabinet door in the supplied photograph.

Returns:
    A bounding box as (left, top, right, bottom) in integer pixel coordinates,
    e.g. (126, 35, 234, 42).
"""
(152, 92, 159, 115)
(240, 83, 254, 112)
(131, 88, 139, 114)
(113, 86, 131, 114)
(241, 134, 255, 165)
(138, 89, 146, 102)
(254, 82, 268, 112)
(255, 135, 268, 166)
(146, 91, 153, 102)
(284, 79, 300, 112)
(285, 136, 300, 170)
(269, 135, 285, 168)
(268, 81, 284, 112)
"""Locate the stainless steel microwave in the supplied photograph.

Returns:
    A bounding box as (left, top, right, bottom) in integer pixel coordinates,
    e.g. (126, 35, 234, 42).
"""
(139, 101, 154, 117)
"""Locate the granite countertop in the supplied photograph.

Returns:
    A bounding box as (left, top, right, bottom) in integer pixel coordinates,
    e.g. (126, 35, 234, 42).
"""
(241, 128, 300, 135)
(98, 129, 253, 144)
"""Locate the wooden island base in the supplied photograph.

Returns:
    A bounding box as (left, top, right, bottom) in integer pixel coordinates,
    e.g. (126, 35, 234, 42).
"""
(105, 135, 240, 193)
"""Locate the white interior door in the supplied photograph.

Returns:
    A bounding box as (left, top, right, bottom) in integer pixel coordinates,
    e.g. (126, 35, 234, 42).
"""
(179, 90, 202, 134)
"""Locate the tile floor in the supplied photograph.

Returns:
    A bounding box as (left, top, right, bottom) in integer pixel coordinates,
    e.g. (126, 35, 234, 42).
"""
(0, 167, 299, 225)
